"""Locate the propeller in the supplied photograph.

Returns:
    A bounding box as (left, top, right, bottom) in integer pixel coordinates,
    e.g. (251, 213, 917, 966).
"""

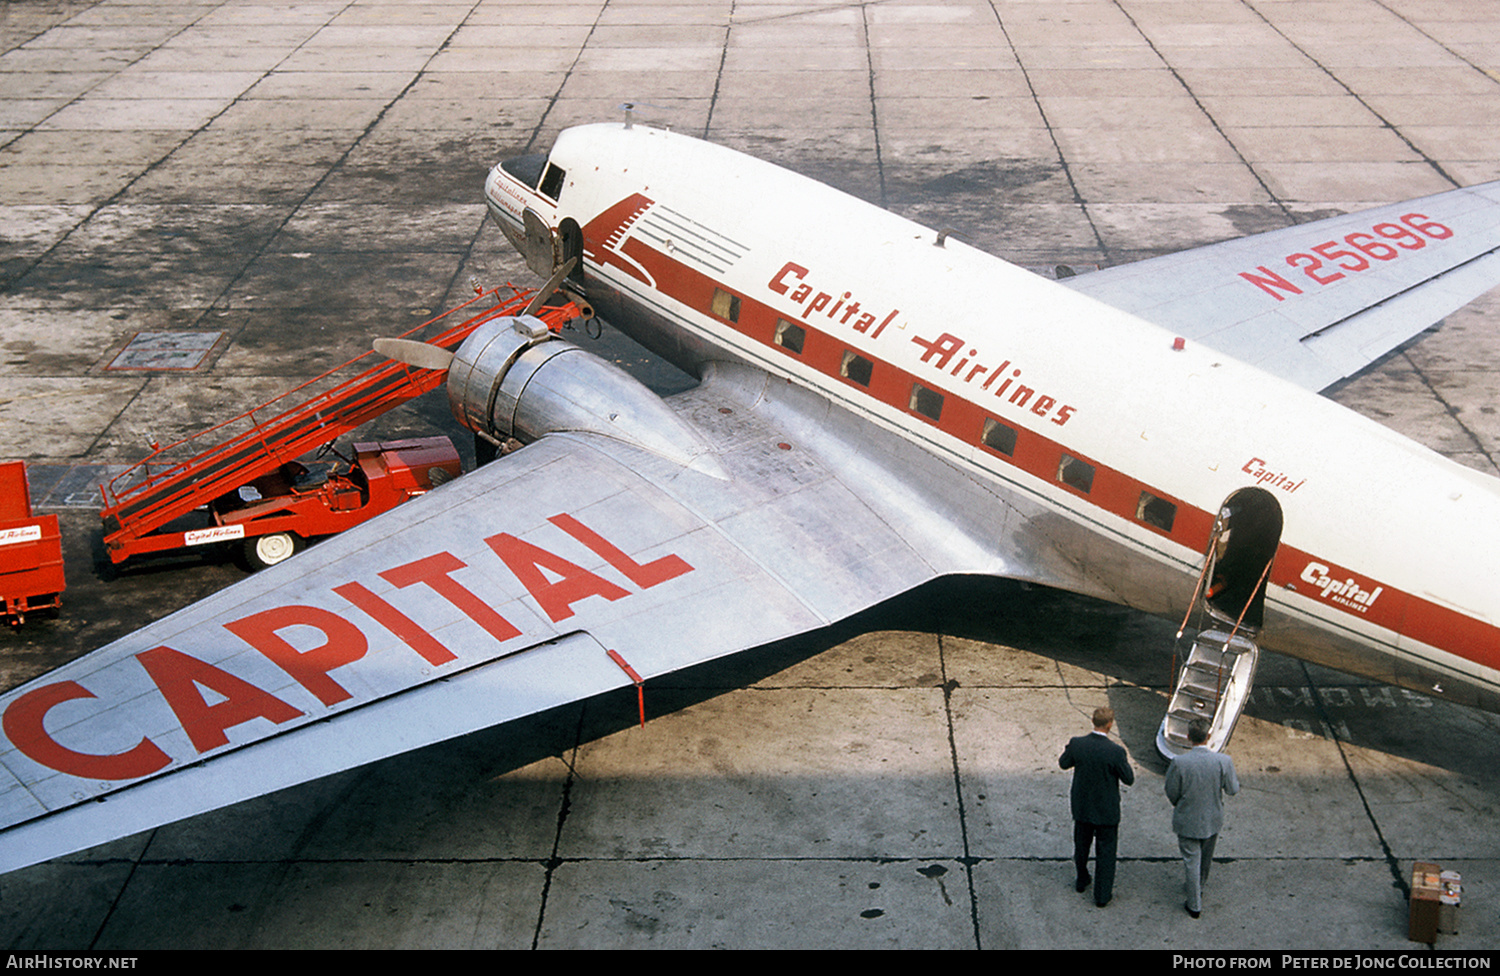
(521, 256, 579, 317)
(373, 337, 455, 371)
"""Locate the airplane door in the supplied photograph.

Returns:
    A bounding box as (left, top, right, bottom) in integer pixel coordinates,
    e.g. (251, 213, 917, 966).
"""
(558, 218, 585, 289)
(520, 207, 555, 279)
(518, 210, 594, 317)
(1204, 487, 1282, 631)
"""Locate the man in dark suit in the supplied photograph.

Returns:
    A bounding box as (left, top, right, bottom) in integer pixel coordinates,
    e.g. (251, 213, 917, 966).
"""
(1165, 719, 1240, 918)
(1059, 706, 1135, 907)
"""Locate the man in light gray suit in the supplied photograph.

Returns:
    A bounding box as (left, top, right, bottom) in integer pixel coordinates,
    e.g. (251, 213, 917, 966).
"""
(1164, 719, 1240, 918)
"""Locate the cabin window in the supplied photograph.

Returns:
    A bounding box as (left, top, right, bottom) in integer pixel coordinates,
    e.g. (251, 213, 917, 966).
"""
(840, 350, 873, 387)
(1136, 491, 1177, 532)
(539, 163, 566, 201)
(712, 288, 741, 322)
(1057, 454, 1095, 494)
(909, 383, 943, 422)
(773, 319, 805, 354)
(980, 417, 1017, 456)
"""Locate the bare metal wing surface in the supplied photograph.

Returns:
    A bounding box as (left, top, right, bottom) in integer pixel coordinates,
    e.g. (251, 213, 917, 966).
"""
(13, 119, 1500, 880)
(0, 361, 1058, 875)
(1062, 181, 1500, 391)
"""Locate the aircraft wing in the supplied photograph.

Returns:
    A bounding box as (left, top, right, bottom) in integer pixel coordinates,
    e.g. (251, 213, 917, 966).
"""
(0, 363, 1034, 875)
(1062, 181, 1500, 391)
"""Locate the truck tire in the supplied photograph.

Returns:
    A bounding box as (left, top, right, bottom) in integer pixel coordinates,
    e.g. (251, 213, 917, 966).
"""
(245, 532, 303, 570)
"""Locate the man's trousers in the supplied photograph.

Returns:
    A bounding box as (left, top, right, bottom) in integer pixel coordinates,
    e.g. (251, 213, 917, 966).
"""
(1178, 833, 1219, 913)
(1073, 821, 1119, 906)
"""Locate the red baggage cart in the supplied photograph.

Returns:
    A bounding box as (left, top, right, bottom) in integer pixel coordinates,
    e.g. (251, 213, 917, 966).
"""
(0, 461, 65, 625)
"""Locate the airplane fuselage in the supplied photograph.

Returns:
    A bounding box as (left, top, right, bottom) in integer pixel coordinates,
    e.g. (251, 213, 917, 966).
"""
(487, 123, 1500, 714)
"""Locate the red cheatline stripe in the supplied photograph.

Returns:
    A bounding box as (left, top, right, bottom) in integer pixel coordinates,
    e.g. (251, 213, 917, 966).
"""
(607, 229, 1499, 675)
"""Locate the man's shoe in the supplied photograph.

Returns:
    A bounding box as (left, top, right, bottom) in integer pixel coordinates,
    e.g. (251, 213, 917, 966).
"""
(1075, 874, 1091, 893)
(1095, 898, 1110, 908)
(1184, 903, 1201, 919)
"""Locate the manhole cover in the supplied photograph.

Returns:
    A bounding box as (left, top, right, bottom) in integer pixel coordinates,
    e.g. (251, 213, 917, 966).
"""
(106, 331, 222, 371)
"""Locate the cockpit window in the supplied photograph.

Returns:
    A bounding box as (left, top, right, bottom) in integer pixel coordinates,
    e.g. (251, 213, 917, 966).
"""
(501, 153, 547, 190)
(539, 163, 566, 201)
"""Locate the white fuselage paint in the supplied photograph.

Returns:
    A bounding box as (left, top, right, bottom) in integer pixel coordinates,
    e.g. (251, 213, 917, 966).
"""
(487, 123, 1500, 712)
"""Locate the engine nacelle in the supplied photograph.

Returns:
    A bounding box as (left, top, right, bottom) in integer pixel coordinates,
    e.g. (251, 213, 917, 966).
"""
(447, 316, 724, 476)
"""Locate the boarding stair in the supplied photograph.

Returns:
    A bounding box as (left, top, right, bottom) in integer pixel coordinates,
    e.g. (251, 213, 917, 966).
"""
(1157, 496, 1277, 758)
(100, 287, 575, 564)
(1156, 628, 1260, 757)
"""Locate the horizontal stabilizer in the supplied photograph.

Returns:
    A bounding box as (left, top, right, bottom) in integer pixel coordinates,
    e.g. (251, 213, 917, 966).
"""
(1065, 181, 1500, 390)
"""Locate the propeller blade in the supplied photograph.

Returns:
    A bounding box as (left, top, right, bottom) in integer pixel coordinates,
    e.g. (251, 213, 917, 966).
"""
(373, 338, 455, 371)
(521, 257, 579, 318)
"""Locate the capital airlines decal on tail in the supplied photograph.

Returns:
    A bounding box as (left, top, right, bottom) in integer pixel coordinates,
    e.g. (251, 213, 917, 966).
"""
(2, 513, 693, 786)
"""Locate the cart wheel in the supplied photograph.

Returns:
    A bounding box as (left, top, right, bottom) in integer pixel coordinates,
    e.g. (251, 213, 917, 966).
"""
(245, 532, 302, 570)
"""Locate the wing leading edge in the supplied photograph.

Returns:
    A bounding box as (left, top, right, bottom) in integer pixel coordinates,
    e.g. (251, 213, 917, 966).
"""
(1064, 181, 1500, 391)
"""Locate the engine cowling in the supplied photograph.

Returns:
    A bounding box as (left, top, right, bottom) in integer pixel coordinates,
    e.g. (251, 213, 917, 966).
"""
(447, 316, 725, 476)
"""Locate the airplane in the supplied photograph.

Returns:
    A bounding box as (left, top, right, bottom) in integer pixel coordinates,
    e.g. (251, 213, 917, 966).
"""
(1, 120, 1498, 875)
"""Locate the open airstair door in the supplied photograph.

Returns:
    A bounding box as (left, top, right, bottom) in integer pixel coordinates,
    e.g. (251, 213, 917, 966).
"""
(556, 217, 592, 315)
(1158, 488, 1283, 757)
(520, 208, 556, 280)
(1205, 488, 1283, 632)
